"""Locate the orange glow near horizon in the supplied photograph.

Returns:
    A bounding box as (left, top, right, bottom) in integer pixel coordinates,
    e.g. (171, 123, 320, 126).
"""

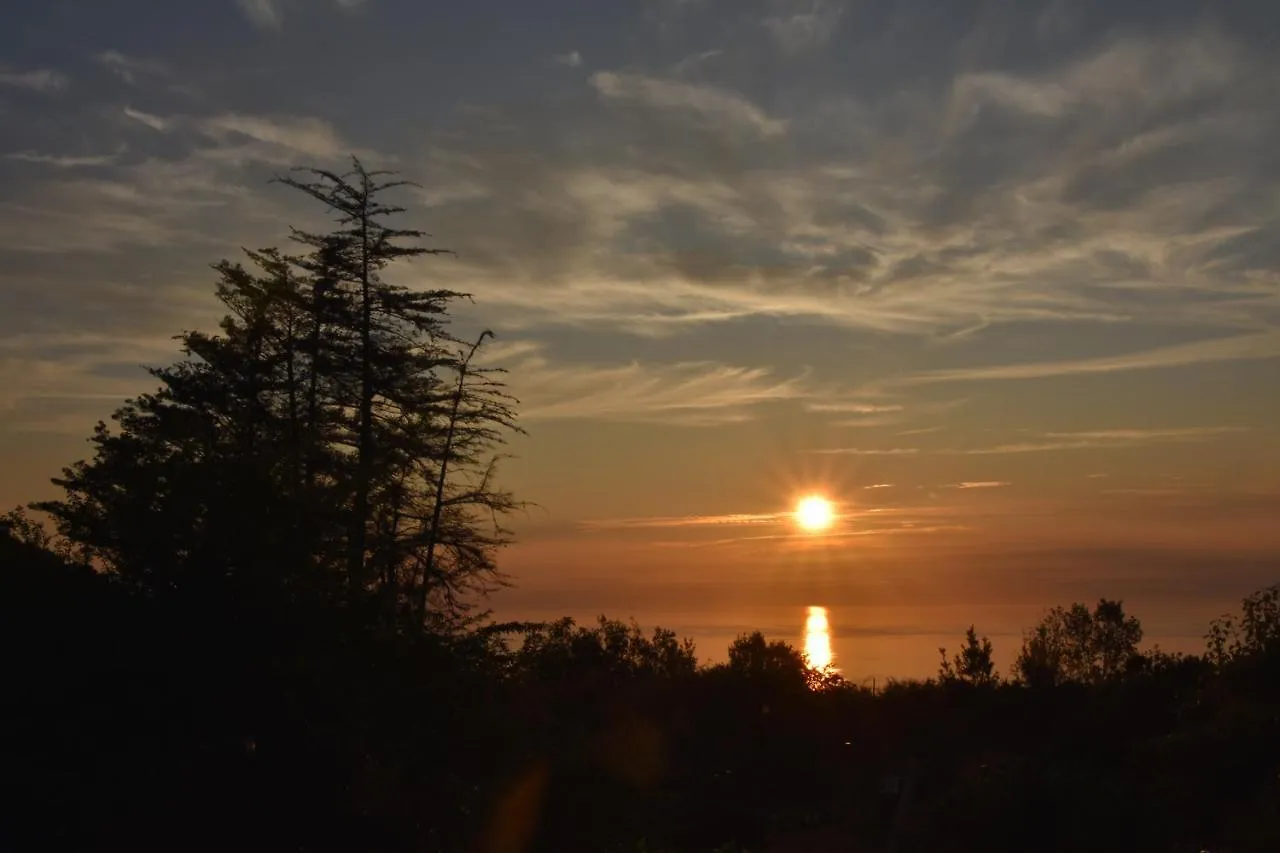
(804, 605, 835, 671)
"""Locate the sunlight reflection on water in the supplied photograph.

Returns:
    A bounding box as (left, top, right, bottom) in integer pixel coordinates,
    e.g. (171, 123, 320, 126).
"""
(804, 605, 835, 672)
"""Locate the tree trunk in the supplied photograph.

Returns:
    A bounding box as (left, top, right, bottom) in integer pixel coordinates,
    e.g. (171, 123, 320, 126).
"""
(349, 204, 374, 597)
(417, 332, 491, 622)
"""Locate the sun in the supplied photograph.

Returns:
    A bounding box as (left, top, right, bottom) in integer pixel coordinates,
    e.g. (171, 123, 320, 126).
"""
(794, 495, 835, 532)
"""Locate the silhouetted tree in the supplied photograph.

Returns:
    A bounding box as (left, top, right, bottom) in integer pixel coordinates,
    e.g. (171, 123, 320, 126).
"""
(413, 330, 523, 627)
(1, 506, 76, 560)
(274, 159, 451, 593)
(35, 330, 287, 596)
(938, 625, 998, 686)
(35, 158, 521, 627)
(1013, 599, 1142, 686)
(725, 631, 810, 693)
(275, 159, 521, 627)
(1207, 583, 1280, 664)
(514, 616, 698, 684)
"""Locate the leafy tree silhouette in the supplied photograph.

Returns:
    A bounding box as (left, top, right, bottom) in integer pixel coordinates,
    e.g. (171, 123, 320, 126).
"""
(938, 625, 998, 686)
(1013, 599, 1143, 686)
(515, 616, 698, 684)
(1207, 582, 1280, 664)
(726, 631, 811, 693)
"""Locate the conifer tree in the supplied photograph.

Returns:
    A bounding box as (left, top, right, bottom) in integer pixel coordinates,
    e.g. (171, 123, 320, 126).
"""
(37, 157, 522, 627)
(274, 158, 521, 625)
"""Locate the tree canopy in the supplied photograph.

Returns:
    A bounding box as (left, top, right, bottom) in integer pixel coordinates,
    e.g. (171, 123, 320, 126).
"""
(1012, 599, 1143, 687)
(34, 157, 520, 630)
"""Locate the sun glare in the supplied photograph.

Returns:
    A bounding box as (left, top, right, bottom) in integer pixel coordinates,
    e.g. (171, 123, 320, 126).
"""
(794, 495, 835, 532)
(804, 606, 835, 671)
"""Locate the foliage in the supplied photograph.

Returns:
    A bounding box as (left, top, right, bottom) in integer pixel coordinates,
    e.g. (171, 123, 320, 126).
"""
(1207, 583, 1280, 664)
(725, 630, 811, 692)
(8, 515, 1280, 852)
(1012, 599, 1143, 686)
(938, 625, 998, 686)
(33, 158, 520, 628)
(514, 616, 698, 683)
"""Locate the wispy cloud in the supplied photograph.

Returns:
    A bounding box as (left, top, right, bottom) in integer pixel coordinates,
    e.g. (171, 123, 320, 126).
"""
(553, 51, 583, 68)
(0, 172, 244, 254)
(236, 0, 369, 30)
(762, 0, 844, 56)
(804, 400, 906, 428)
(200, 113, 348, 160)
(581, 512, 785, 530)
(123, 107, 171, 132)
(114, 106, 357, 162)
(580, 504, 968, 548)
(0, 333, 190, 433)
(0, 107, 360, 256)
(811, 427, 1247, 459)
(898, 332, 1280, 386)
(811, 447, 920, 456)
(237, 0, 284, 29)
(946, 482, 1011, 490)
(953, 426, 1247, 454)
(1050, 427, 1246, 441)
(407, 34, 1280, 340)
(805, 397, 966, 430)
(491, 342, 808, 425)
(94, 51, 169, 85)
(863, 483, 895, 490)
(5, 150, 124, 168)
(652, 525, 975, 550)
(805, 402, 903, 414)
(898, 426, 945, 436)
(589, 71, 787, 137)
(950, 29, 1243, 124)
(0, 68, 68, 94)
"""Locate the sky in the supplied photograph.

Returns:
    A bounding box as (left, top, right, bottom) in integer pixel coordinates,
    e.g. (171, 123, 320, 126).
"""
(2, 0, 1279, 678)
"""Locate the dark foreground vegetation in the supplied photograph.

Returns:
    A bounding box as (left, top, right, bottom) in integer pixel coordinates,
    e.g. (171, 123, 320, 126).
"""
(5, 530, 1279, 853)
(3, 161, 1277, 852)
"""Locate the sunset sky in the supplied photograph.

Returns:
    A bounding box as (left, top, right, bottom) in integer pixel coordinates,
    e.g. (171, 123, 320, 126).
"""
(3, 0, 1278, 678)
